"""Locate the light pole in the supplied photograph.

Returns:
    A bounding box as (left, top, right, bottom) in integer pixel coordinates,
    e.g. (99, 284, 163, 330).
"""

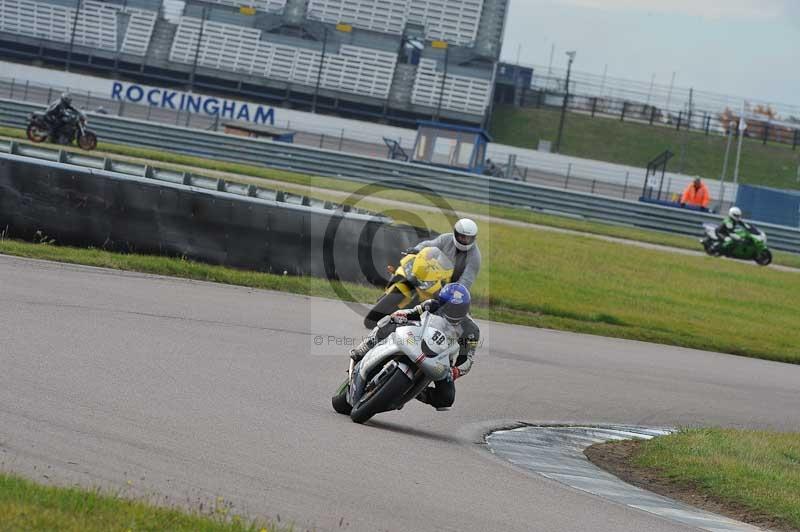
(189, 6, 208, 92)
(554, 50, 575, 154)
(66, 0, 82, 72)
(434, 40, 449, 121)
(113, 0, 129, 76)
(312, 26, 329, 114)
(717, 125, 734, 210)
(732, 106, 747, 187)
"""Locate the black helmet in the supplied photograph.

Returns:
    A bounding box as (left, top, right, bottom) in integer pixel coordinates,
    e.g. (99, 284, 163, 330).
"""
(60, 92, 72, 106)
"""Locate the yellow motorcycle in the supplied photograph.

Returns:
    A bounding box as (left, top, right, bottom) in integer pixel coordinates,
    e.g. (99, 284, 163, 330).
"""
(363, 247, 454, 328)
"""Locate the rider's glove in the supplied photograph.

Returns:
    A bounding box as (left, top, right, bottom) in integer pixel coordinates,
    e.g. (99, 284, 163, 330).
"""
(451, 367, 462, 381)
(391, 310, 411, 324)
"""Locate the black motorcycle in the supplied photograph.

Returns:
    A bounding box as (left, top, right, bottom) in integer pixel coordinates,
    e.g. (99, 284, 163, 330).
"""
(27, 109, 98, 151)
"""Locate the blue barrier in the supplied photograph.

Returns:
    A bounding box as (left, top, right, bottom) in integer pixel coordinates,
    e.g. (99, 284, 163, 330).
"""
(736, 185, 800, 228)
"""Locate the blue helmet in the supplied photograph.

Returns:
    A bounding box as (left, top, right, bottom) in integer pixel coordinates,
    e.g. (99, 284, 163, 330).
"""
(438, 283, 471, 324)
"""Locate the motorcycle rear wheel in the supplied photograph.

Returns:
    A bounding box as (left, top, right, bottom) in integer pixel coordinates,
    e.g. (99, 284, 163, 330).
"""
(26, 123, 48, 143)
(350, 366, 412, 424)
(755, 249, 772, 266)
(78, 131, 98, 151)
(363, 288, 408, 329)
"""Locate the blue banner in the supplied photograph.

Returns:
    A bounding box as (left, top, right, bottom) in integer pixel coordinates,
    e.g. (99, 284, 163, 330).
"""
(110, 82, 275, 126)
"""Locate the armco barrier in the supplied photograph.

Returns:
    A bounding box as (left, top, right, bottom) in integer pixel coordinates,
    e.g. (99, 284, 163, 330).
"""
(1, 98, 799, 253)
(0, 153, 431, 284)
(0, 139, 385, 219)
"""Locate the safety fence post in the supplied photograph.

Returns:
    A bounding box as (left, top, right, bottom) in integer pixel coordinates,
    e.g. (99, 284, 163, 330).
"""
(564, 163, 572, 189)
(623, 171, 629, 199)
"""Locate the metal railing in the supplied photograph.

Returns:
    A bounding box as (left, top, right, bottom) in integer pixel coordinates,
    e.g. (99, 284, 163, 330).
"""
(520, 87, 800, 150)
(0, 78, 706, 202)
(1, 97, 798, 253)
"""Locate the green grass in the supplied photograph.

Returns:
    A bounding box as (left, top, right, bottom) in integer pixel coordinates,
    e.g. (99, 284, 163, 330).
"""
(0, 239, 379, 303)
(4, 125, 800, 270)
(0, 472, 282, 531)
(490, 105, 800, 190)
(634, 429, 800, 529)
(476, 223, 800, 364)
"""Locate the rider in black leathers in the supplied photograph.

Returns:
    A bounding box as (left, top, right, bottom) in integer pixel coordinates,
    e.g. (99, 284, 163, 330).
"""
(44, 93, 79, 142)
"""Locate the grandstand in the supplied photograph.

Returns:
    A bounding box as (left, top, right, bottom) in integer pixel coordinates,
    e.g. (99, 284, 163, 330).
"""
(0, 0, 510, 125)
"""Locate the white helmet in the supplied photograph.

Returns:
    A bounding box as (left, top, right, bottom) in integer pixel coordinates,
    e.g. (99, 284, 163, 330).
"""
(453, 218, 478, 252)
(729, 207, 742, 221)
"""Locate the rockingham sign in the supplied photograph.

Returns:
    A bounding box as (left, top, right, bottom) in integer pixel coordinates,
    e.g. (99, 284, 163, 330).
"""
(1, 60, 419, 142)
(110, 81, 276, 125)
(2, 61, 278, 126)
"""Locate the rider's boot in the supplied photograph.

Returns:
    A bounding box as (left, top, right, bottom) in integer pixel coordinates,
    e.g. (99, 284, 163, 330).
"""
(415, 389, 450, 411)
(349, 335, 377, 362)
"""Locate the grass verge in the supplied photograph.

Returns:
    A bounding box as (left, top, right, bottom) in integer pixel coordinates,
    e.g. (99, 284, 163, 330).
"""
(587, 429, 800, 531)
(490, 105, 800, 190)
(0, 472, 281, 531)
(2, 125, 799, 269)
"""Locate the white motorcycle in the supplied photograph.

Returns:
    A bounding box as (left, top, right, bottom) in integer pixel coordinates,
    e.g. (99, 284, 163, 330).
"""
(332, 313, 459, 424)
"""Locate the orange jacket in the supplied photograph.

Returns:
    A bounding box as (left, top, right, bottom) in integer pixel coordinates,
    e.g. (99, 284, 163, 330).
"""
(681, 182, 710, 208)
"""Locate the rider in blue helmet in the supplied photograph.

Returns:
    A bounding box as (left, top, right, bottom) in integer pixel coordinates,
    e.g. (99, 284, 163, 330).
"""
(350, 283, 480, 410)
(436, 282, 471, 324)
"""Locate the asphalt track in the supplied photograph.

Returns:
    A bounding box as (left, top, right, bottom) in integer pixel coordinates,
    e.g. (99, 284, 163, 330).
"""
(2, 254, 799, 531)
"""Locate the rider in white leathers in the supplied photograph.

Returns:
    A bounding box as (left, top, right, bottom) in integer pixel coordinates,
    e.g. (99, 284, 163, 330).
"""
(351, 283, 478, 409)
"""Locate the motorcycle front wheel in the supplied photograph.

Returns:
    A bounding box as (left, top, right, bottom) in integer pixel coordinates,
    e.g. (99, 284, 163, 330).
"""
(350, 366, 412, 424)
(26, 123, 48, 143)
(78, 131, 98, 151)
(331, 379, 352, 415)
(755, 249, 772, 266)
(703, 239, 722, 256)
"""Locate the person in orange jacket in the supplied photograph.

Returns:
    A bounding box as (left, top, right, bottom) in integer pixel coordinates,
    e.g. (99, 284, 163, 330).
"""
(680, 178, 710, 210)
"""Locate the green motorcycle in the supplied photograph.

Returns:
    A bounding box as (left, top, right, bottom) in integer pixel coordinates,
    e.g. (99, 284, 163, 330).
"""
(701, 222, 772, 266)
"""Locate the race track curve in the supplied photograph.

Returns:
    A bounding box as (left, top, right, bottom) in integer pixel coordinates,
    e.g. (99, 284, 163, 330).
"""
(1, 254, 798, 532)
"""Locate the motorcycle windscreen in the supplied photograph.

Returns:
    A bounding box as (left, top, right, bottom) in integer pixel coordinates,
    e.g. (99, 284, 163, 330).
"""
(412, 247, 454, 285)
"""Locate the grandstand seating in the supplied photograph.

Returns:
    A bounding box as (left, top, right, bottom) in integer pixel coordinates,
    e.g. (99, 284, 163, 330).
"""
(0, 0, 157, 56)
(411, 58, 492, 115)
(169, 13, 398, 99)
(307, 0, 484, 46)
(0, 0, 504, 120)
